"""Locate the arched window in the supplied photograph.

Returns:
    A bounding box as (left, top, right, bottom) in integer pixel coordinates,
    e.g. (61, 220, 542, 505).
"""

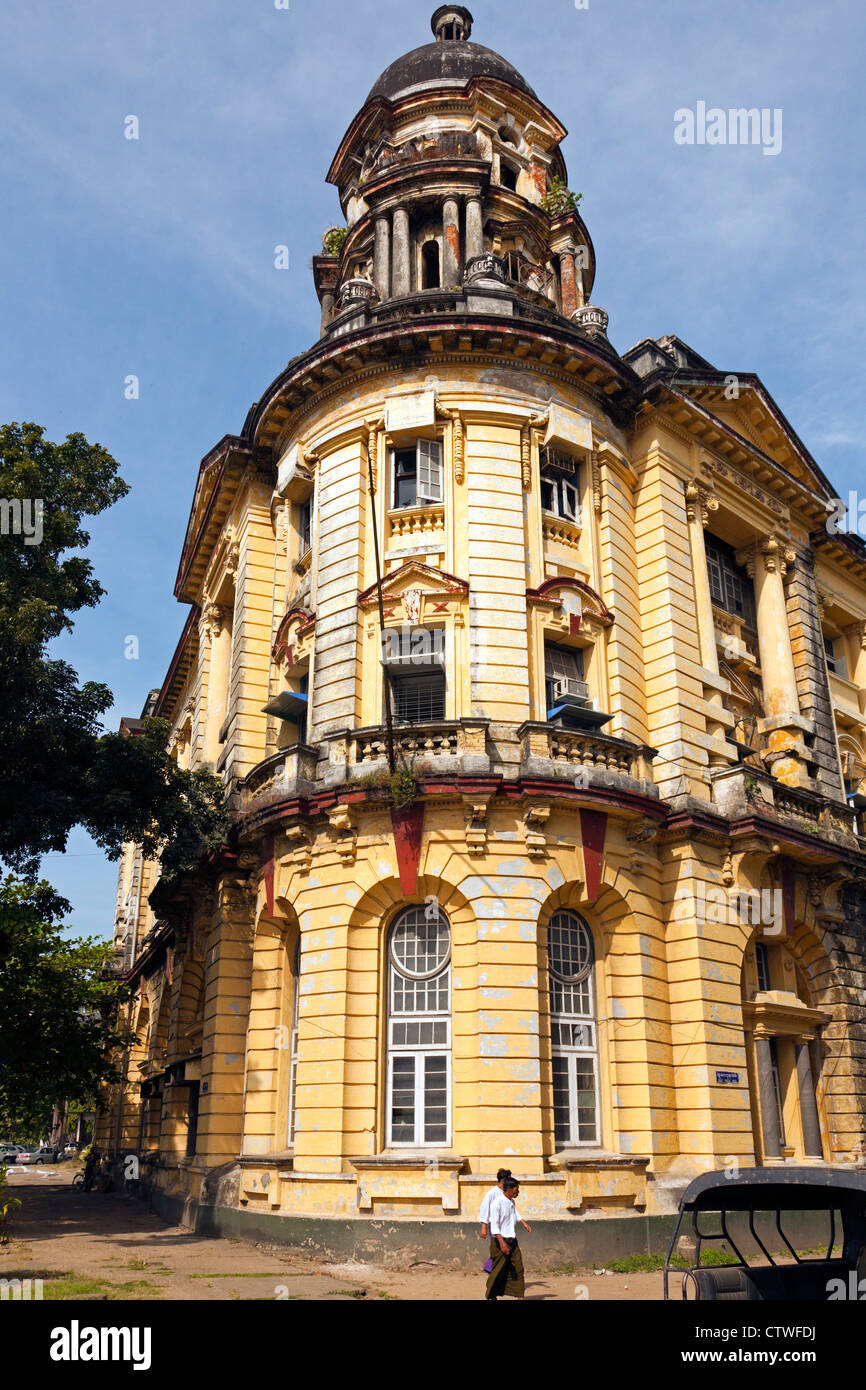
(387, 905, 451, 1147)
(287, 936, 300, 1145)
(548, 910, 599, 1146)
(421, 239, 441, 289)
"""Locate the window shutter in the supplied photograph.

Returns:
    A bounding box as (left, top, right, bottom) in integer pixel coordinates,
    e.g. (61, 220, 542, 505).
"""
(416, 438, 442, 502)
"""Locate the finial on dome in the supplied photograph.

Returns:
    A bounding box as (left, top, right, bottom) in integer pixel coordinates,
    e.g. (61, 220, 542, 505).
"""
(431, 6, 473, 41)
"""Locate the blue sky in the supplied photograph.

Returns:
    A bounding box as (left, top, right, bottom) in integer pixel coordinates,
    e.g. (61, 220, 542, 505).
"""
(1, 0, 864, 938)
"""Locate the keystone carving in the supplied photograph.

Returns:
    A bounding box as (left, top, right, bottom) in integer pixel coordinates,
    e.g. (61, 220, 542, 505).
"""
(523, 803, 550, 858)
(625, 818, 659, 873)
(283, 824, 313, 872)
(462, 793, 493, 857)
(328, 804, 358, 864)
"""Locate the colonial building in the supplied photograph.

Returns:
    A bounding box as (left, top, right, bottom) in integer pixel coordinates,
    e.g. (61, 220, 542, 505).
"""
(96, 8, 866, 1248)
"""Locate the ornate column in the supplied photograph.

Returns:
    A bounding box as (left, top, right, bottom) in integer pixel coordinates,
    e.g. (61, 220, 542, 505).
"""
(320, 291, 335, 335)
(843, 620, 866, 716)
(737, 534, 806, 783)
(559, 249, 578, 318)
(442, 197, 460, 286)
(465, 195, 484, 261)
(392, 206, 410, 297)
(202, 599, 231, 767)
(685, 481, 721, 674)
(373, 215, 390, 301)
(685, 480, 730, 766)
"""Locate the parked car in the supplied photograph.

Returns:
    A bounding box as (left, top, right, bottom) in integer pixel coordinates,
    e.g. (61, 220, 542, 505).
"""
(1, 1145, 24, 1164)
(17, 1146, 57, 1165)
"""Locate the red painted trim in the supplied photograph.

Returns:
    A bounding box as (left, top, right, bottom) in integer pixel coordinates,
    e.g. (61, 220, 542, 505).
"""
(391, 804, 425, 896)
(579, 809, 608, 901)
(526, 576, 614, 624)
(272, 608, 316, 660)
(358, 560, 469, 607)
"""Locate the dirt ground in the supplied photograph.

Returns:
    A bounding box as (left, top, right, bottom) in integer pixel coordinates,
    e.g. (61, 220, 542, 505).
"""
(1, 1165, 667, 1301)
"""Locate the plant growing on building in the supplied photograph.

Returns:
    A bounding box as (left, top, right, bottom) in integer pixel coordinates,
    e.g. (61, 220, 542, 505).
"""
(359, 760, 420, 809)
(322, 227, 348, 257)
(542, 176, 582, 217)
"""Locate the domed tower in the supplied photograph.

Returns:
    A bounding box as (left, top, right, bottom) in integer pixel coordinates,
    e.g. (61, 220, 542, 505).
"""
(103, 6, 866, 1239)
(314, 4, 599, 335)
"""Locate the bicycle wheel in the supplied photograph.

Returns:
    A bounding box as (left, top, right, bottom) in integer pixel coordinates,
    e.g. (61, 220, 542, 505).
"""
(71, 1173, 85, 1190)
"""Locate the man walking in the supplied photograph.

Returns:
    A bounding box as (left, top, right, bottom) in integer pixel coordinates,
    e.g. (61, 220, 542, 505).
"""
(479, 1168, 511, 1239)
(485, 1178, 529, 1300)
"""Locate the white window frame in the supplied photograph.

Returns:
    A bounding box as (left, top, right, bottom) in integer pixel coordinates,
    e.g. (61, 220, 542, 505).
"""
(391, 438, 443, 509)
(287, 937, 300, 1145)
(386, 907, 452, 1148)
(548, 911, 601, 1148)
(541, 469, 580, 522)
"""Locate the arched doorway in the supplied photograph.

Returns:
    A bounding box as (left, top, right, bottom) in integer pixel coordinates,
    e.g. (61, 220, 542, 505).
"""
(741, 936, 830, 1162)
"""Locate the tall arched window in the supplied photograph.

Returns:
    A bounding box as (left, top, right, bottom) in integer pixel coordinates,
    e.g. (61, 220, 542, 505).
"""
(387, 905, 451, 1147)
(548, 910, 600, 1146)
(287, 936, 300, 1145)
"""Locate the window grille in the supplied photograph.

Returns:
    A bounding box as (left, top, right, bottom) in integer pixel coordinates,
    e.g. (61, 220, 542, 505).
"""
(391, 671, 446, 724)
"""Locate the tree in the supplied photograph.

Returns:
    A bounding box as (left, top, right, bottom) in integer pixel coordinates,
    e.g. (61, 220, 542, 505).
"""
(0, 877, 125, 1138)
(0, 421, 227, 877)
(0, 422, 228, 1136)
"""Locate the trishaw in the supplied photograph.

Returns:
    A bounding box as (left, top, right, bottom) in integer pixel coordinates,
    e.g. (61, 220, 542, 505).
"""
(663, 1166, 866, 1300)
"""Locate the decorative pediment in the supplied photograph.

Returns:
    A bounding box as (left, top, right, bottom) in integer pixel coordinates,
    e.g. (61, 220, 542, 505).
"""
(666, 379, 837, 504)
(359, 562, 469, 625)
(527, 577, 613, 637)
(272, 608, 316, 668)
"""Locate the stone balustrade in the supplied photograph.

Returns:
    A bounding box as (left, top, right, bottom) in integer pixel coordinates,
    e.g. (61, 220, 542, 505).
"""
(388, 504, 445, 540)
(518, 721, 658, 794)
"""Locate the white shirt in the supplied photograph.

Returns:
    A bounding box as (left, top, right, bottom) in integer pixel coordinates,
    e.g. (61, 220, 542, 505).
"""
(488, 1189, 522, 1239)
(480, 1185, 523, 1226)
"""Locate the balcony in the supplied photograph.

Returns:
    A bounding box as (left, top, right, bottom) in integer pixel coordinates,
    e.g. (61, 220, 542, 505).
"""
(387, 504, 445, 544)
(709, 763, 859, 845)
(542, 512, 582, 549)
(518, 722, 658, 798)
(347, 718, 490, 779)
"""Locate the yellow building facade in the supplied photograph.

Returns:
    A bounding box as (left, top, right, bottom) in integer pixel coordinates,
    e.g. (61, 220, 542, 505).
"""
(96, 8, 866, 1253)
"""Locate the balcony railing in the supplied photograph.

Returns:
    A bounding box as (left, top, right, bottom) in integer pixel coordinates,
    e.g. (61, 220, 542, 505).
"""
(518, 722, 658, 792)
(710, 764, 858, 840)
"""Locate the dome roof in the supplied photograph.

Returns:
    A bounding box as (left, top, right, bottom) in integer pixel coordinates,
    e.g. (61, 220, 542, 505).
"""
(367, 39, 538, 105)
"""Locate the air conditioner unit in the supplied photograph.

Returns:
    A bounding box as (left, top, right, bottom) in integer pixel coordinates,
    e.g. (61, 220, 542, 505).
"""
(552, 677, 591, 706)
